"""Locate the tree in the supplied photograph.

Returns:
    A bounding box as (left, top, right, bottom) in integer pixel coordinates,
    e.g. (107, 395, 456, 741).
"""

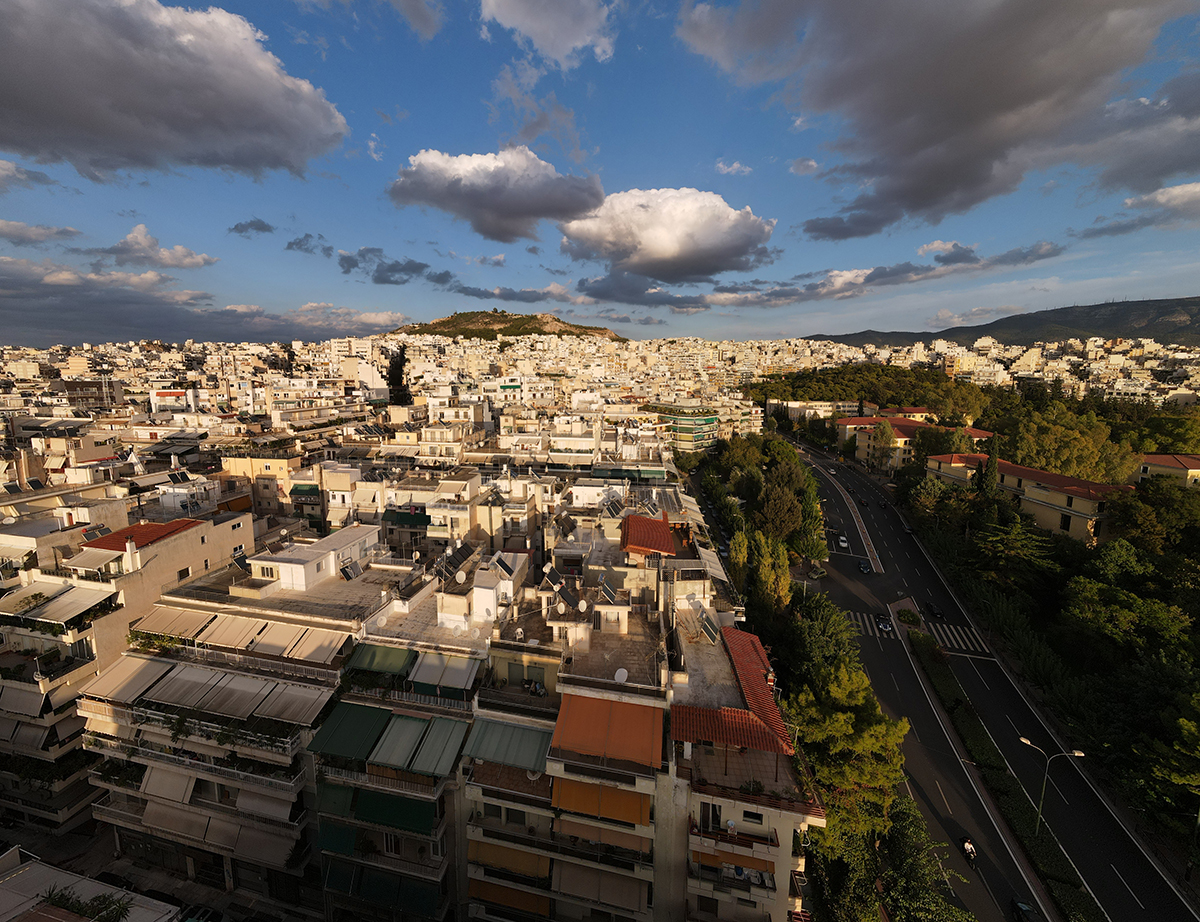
(727, 531, 749, 592)
(673, 450, 703, 475)
(880, 796, 972, 922)
(757, 484, 804, 541)
(869, 420, 896, 472)
(980, 435, 1000, 497)
(748, 531, 791, 622)
(387, 347, 412, 406)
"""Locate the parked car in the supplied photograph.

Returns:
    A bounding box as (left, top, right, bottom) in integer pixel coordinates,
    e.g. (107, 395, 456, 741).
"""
(858, 560, 871, 573)
(1011, 899, 1046, 922)
(875, 613, 894, 633)
(808, 567, 827, 579)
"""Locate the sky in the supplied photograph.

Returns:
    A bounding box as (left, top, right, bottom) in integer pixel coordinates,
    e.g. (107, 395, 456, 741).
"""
(3, 0, 1200, 347)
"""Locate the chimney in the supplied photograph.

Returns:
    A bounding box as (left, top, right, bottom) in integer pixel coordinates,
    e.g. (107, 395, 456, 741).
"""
(661, 510, 668, 523)
(124, 536, 139, 572)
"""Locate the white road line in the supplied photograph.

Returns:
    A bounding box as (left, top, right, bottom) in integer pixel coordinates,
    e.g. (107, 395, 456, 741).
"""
(1005, 714, 1022, 735)
(1111, 865, 1145, 909)
(934, 779, 953, 815)
(1049, 775, 1070, 805)
(969, 659, 991, 690)
(892, 673, 900, 691)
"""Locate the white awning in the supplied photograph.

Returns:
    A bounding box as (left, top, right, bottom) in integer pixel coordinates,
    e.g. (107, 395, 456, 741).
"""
(84, 718, 133, 740)
(196, 614, 268, 650)
(0, 545, 32, 563)
(236, 789, 294, 821)
(254, 682, 331, 726)
(197, 672, 272, 720)
(142, 663, 225, 710)
(143, 801, 208, 841)
(247, 622, 306, 657)
(0, 718, 17, 741)
(205, 816, 242, 849)
(235, 826, 294, 868)
(351, 488, 378, 506)
(0, 686, 45, 718)
(132, 606, 214, 639)
(12, 723, 48, 750)
(65, 548, 122, 571)
(285, 628, 347, 664)
(35, 584, 117, 624)
(438, 656, 480, 690)
(79, 655, 173, 704)
(140, 766, 196, 803)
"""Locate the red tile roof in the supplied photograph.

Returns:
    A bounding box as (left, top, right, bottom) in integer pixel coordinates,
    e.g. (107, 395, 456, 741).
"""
(928, 454, 1132, 501)
(1141, 454, 1200, 470)
(620, 514, 675, 556)
(720, 627, 794, 756)
(671, 704, 791, 755)
(83, 519, 201, 550)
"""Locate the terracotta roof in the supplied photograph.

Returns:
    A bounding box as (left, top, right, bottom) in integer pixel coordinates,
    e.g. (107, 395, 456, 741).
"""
(838, 417, 992, 440)
(1141, 454, 1200, 470)
(620, 514, 675, 556)
(83, 519, 201, 550)
(720, 627, 794, 756)
(672, 704, 791, 755)
(928, 454, 1132, 501)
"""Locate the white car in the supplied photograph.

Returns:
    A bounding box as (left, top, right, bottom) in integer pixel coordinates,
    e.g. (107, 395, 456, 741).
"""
(837, 536, 849, 550)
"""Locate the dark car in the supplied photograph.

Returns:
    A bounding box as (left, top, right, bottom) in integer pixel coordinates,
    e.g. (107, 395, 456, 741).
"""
(926, 602, 944, 619)
(875, 613, 894, 632)
(860, 498, 869, 506)
(858, 560, 871, 574)
(878, 500, 888, 508)
(903, 523, 914, 533)
(1011, 899, 1046, 922)
(847, 486, 855, 493)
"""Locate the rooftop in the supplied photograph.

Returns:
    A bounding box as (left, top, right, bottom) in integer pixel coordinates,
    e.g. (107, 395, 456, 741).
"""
(83, 519, 200, 551)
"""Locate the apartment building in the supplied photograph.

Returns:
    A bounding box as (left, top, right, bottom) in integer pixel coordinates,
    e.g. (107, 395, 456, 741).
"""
(925, 453, 1131, 543)
(836, 417, 991, 471)
(1135, 454, 1200, 486)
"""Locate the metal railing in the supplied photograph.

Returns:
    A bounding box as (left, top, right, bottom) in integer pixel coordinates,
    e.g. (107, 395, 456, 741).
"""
(83, 735, 306, 793)
(471, 822, 654, 873)
(77, 699, 303, 756)
(319, 764, 443, 800)
(689, 821, 779, 851)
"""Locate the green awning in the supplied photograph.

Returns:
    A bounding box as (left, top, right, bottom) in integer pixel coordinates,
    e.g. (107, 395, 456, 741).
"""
(354, 790, 436, 835)
(408, 716, 469, 777)
(357, 867, 403, 905)
(317, 783, 353, 817)
(382, 510, 430, 526)
(367, 715, 429, 770)
(308, 702, 392, 760)
(463, 719, 553, 772)
(317, 821, 357, 856)
(347, 644, 417, 676)
(289, 483, 321, 496)
(324, 859, 356, 893)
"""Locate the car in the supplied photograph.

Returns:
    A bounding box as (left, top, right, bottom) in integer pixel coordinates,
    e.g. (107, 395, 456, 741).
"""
(858, 560, 871, 573)
(903, 523, 914, 533)
(925, 602, 944, 619)
(837, 536, 849, 550)
(875, 613, 894, 632)
(847, 486, 855, 493)
(1010, 899, 1047, 922)
(878, 500, 888, 508)
(808, 567, 827, 579)
(828, 467, 837, 474)
(860, 498, 869, 506)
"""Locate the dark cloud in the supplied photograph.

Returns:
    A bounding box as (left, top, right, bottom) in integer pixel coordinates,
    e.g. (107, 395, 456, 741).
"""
(76, 224, 217, 268)
(1073, 181, 1200, 238)
(678, 0, 1191, 239)
(337, 246, 455, 288)
(526, 245, 542, 255)
(933, 243, 982, 266)
(373, 259, 431, 285)
(229, 218, 275, 237)
(1075, 214, 1163, 238)
(387, 145, 604, 243)
(286, 233, 334, 258)
(0, 220, 80, 246)
(636, 316, 667, 326)
(475, 254, 507, 268)
(0, 160, 56, 193)
(0, 0, 348, 181)
(451, 281, 578, 303)
(575, 271, 711, 310)
(559, 187, 777, 283)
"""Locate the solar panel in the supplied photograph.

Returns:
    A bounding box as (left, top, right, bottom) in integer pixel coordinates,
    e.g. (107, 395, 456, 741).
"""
(233, 554, 250, 572)
(166, 472, 183, 484)
(340, 561, 363, 580)
(699, 614, 719, 644)
(176, 471, 190, 482)
(545, 566, 564, 589)
(495, 556, 514, 578)
(3, 484, 22, 494)
(598, 579, 617, 604)
(644, 500, 659, 517)
(557, 586, 579, 610)
(24, 478, 44, 491)
(94, 526, 112, 537)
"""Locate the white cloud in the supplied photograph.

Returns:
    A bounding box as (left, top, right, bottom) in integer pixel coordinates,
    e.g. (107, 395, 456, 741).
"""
(83, 225, 217, 269)
(368, 133, 385, 163)
(382, 0, 446, 40)
(716, 159, 752, 175)
(480, 0, 615, 69)
(0, 160, 56, 193)
(559, 187, 776, 282)
(926, 304, 1026, 328)
(1125, 181, 1200, 218)
(0, 0, 347, 180)
(388, 145, 604, 242)
(0, 219, 79, 246)
(917, 239, 958, 256)
(788, 158, 817, 175)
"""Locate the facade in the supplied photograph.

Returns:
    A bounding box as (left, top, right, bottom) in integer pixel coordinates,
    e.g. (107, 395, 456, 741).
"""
(1135, 454, 1200, 486)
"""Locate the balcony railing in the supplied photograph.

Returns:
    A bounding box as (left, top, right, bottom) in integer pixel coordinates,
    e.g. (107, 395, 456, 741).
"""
(470, 821, 653, 873)
(318, 764, 443, 801)
(689, 820, 779, 852)
(688, 861, 776, 895)
(83, 735, 306, 794)
(353, 848, 449, 882)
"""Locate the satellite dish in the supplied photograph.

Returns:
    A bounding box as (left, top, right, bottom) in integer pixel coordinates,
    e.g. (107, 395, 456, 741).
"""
(280, 528, 287, 536)
(412, 551, 420, 561)
(452, 625, 462, 637)
(578, 599, 587, 612)
(376, 615, 389, 627)
(470, 627, 480, 639)
(557, 602, 566, 615)
(1, 517, 14, 525)
(455, 570, 466, 584)
(526, 770, 542, 781)
(614, 667, 628, 684)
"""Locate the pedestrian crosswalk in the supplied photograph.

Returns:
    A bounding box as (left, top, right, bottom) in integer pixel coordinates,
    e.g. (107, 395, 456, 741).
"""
(848, 611, 897, 638)
(926, 621, 990, 654)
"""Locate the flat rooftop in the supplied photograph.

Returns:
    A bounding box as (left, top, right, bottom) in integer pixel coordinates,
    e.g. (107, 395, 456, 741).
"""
(564, 610, 662, 687)
(673, 605, 742, 709)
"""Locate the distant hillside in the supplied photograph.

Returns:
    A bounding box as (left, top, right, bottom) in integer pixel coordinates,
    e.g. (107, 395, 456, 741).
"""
(811, 296, 1200, 348)
(396, 310, 625, 342)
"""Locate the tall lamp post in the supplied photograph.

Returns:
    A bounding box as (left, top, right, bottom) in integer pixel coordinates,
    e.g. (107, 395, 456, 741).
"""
(1019, 737, 1085, 836)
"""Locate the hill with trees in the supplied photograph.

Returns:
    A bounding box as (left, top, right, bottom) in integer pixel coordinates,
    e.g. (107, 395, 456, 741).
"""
(394, 309, 625, 342)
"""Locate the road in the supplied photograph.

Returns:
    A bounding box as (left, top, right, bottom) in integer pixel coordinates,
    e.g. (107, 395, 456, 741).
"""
(792, 443, 1199, 922)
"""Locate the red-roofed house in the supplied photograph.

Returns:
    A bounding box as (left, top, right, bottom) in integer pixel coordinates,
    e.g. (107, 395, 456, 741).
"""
(925, 453, 1131, 544)
(836, 417, 992, 471)
(1136, 454, 1200, 487)
(620, 513, 676, 561)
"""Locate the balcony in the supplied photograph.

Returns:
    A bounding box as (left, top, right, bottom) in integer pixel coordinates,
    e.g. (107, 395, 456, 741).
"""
(318, 763, 444, 801)
(688, 820, 779, 859)
(468, 819, 653, 876)
(351, 848, 449, 883)
(687, 861, 776, 900)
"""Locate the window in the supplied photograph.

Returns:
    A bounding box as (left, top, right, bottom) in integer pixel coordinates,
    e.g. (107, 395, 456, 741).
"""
(505, 808, 525, 827)
(260, 566, 276, 579)
(1142, 465, 1149, 474)
(1059, 514, 1071, 532)
(742, 810, 763, 825)
(264, 464, 271, 471)
(176, 567, 191, 581)
(1065, 495, 1074, 508)
(203, 559, 209, 571)
(605, 610, 621, 624)
(231, 521, 243, 531)
(697, 898, 719, 916)
(200, 535, 207, 545)
(483, 803, 501, 820)
(232, 544, 244, 555)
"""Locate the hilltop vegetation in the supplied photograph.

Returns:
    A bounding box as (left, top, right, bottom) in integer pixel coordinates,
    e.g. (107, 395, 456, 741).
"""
(394, 309, 625, 342)
(811, 295, 1200, 348)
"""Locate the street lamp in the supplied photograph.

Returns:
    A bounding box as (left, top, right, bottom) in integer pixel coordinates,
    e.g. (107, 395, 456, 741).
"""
(1019, 736, 1085, 836)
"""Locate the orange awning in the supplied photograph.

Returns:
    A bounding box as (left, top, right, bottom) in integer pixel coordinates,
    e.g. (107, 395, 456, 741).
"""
(468, 840, 549, 877)
(691, 849, 775, 872)
(552, 777, 651, 826)
(550, 694, 663, 768)
(468, 879, 551, 915)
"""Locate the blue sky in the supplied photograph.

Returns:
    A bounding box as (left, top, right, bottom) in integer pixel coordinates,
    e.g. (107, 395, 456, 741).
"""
(2, 0, 1200, 346)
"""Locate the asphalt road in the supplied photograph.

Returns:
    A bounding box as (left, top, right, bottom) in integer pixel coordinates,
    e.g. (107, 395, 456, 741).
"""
(793, 442, 1199, 922)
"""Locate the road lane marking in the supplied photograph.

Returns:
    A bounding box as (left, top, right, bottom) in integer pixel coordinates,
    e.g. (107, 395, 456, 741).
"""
(1111, 865, 1145, 909)
(970, 659, 991, 690)
(934, 779, 953, 815)
(892, 673, 900, 691)
(1049, 775, 1069, 805)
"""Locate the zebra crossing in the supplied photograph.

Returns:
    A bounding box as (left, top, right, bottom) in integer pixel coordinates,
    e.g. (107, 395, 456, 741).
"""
(848, 612, 898, 639)
(925, 620, 990, 655)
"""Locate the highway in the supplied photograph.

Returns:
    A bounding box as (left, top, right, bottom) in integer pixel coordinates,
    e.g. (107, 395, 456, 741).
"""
(792, 443, 1199, 922)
